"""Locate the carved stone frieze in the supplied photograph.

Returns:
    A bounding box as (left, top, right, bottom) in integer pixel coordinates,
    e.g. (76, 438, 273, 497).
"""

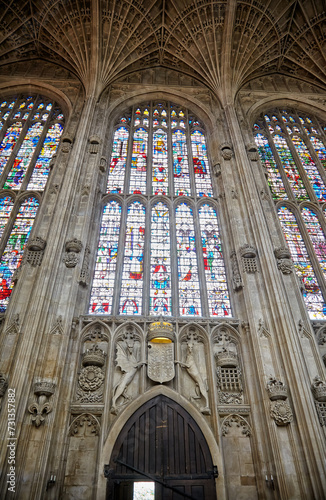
(221, 414, 251, 437)
(28, 380, 55, 427)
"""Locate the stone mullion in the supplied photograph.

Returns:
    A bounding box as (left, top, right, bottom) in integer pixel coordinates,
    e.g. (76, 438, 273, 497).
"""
(225, 102, 326, 499)
(111, 199, 129, 316)
(0, 96, 96, 500)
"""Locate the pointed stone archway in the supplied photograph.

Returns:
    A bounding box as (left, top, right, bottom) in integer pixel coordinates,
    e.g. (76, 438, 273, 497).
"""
(105, 395, 217, 500)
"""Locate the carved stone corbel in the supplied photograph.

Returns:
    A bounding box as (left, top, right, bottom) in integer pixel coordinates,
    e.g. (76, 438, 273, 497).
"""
(28, 381, 55, 427)
(63, 238, 82, 268)
(274, 247, 293, 274)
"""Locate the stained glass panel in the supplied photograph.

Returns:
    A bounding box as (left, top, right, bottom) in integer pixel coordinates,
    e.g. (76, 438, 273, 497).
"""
(108, 127, 129, 194)
(4, 122, 43, 189)
(291, 135, 326, 201)
(0, 196, 14, 240)
(130, 128, 147, 194)
(173, 129, 191, 196)
(0, 123, 23, 177)
(0, 197, 39, 312)
(309, 136, 326, 170)
(152, 129, 168, 195)
(199, 204, 231, 316)
(302, 207, 326, 281)
(89, 201, 121, 314)
(27, 122, 63, 190)
(191, 131, 213, 197)
(278, 206, 326, 319)
(255, 133, 287, 199)
(176, 203, 201, 316)
(150, 202, 171, 315)
(120, 201, 145, 315)
(273, 134, 308, 200)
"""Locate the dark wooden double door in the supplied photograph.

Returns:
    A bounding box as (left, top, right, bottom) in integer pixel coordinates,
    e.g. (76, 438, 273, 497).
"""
(107, 395, 217, 500)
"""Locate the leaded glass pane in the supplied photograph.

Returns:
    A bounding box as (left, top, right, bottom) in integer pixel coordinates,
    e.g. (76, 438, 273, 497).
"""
(173, 129, 191, 196)
(176, 203, 201, 316)
(120, 201, 145, 315)
(89, 201, 121, 314)
(309, 136, 326, 170)
(255, 133, 287, 199)
(108, 127, 129, 194)
(191, 130, 213, 197)
(278, 206, 326, 319)
(153, 129, 168, 195)
(0, 123, 23, 177)
(0, 196, 14, 240)
(199, 204, 231, 317)
(150, 202, 172, 315)
(0, 197, 39, 312)
(301, 207, 326, 281)
(130, 128, 147, 194)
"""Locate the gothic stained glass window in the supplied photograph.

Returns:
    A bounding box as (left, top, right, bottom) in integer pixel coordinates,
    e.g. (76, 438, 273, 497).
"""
(176, 203, 201, 316)
(0, 197, 39, 312)
(120, 201, 146, 315)
(199, 204, 231, 317)
(255, 109, 326, 319)
(150, 202, 172, 315)
(0, 94, 64, 311)
(278, 206, 326, 319)
(254, 133, 287, 199)
(107, 127, 129, 194)
(89, 101, 231, 318)
(89, 201, 122, 314)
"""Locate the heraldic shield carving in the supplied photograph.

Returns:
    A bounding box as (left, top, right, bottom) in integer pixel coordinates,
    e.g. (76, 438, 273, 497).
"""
(147, 321, 175, 384)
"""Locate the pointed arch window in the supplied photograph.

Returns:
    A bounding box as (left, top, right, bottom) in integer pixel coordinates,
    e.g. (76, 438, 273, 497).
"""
(0, 94, 64, 311)
(90, 101, 231, 318)
(255, 109, 326, 319)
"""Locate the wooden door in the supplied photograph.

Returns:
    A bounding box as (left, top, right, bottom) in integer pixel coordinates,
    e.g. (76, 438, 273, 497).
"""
(106, 395, 217, 500)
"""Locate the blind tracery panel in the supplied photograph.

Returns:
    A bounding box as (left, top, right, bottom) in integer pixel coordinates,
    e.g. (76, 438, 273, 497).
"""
(0, 94, 64, 311)
(90, 101, 231, 318)
(255, 109, 326, 319)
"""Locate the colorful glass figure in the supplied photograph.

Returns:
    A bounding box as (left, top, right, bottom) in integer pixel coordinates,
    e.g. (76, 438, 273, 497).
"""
(0, 122, 23, 177)
(120, 201, 146, 315)
(302, 207, 326, 282)
(176, 203, 201, 316)
(309, 136, 326, 170)
(199, 204, 231, 316)
(191, 131, 213, 197)
(108, 127, 129, 194)
(255, 133, 287, 199)
(0, 197, 39, 312)
(173, 129, 191, 196)
(291, 135, 326, 201)
(150, 202, 171, 315)
(130, 128, 147, 194)
(89, 201, 121, 314)
(0, 196, 14, 240)
(152, 129, 168, 195)
(278, 206, 326, 319)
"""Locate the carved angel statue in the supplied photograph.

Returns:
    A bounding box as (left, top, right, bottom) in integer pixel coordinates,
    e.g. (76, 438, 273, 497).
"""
(111, 333, 145, 414)
(178, 339, 210, 415)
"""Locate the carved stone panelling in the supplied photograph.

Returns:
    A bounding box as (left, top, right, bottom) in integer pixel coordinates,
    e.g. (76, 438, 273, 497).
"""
(221, 414, 251, 437)
(179, 328, 210, 415)
(69, 413, 100, 437)
(111, 326, 144, 415)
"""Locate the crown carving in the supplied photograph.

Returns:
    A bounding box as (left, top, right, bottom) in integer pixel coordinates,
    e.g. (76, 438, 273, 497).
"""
(148, 321, 174, 341)
(216, 350, 238, 367)
(274, 247, 291, 260)
(33, 381, 56, 397)
(82, 344, 106, 367)
(311, 376, 326, 402)
(266, 377, 288, 401)
(65, 238, 82, 253)
(240, 244, 257, 258)
(27, 236, 46, 251)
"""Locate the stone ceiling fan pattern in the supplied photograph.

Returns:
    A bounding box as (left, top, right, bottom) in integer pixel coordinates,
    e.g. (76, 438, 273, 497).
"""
(0, 0, 325, 94)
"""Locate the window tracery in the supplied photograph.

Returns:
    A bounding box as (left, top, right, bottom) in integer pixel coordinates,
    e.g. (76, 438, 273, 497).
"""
(255, 109, 326, 319)
(90, 101, 231, 318)
(0, 94, 64, 311)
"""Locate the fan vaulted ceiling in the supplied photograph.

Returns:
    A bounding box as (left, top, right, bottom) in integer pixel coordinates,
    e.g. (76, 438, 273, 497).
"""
(0, 0, 326, 95)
